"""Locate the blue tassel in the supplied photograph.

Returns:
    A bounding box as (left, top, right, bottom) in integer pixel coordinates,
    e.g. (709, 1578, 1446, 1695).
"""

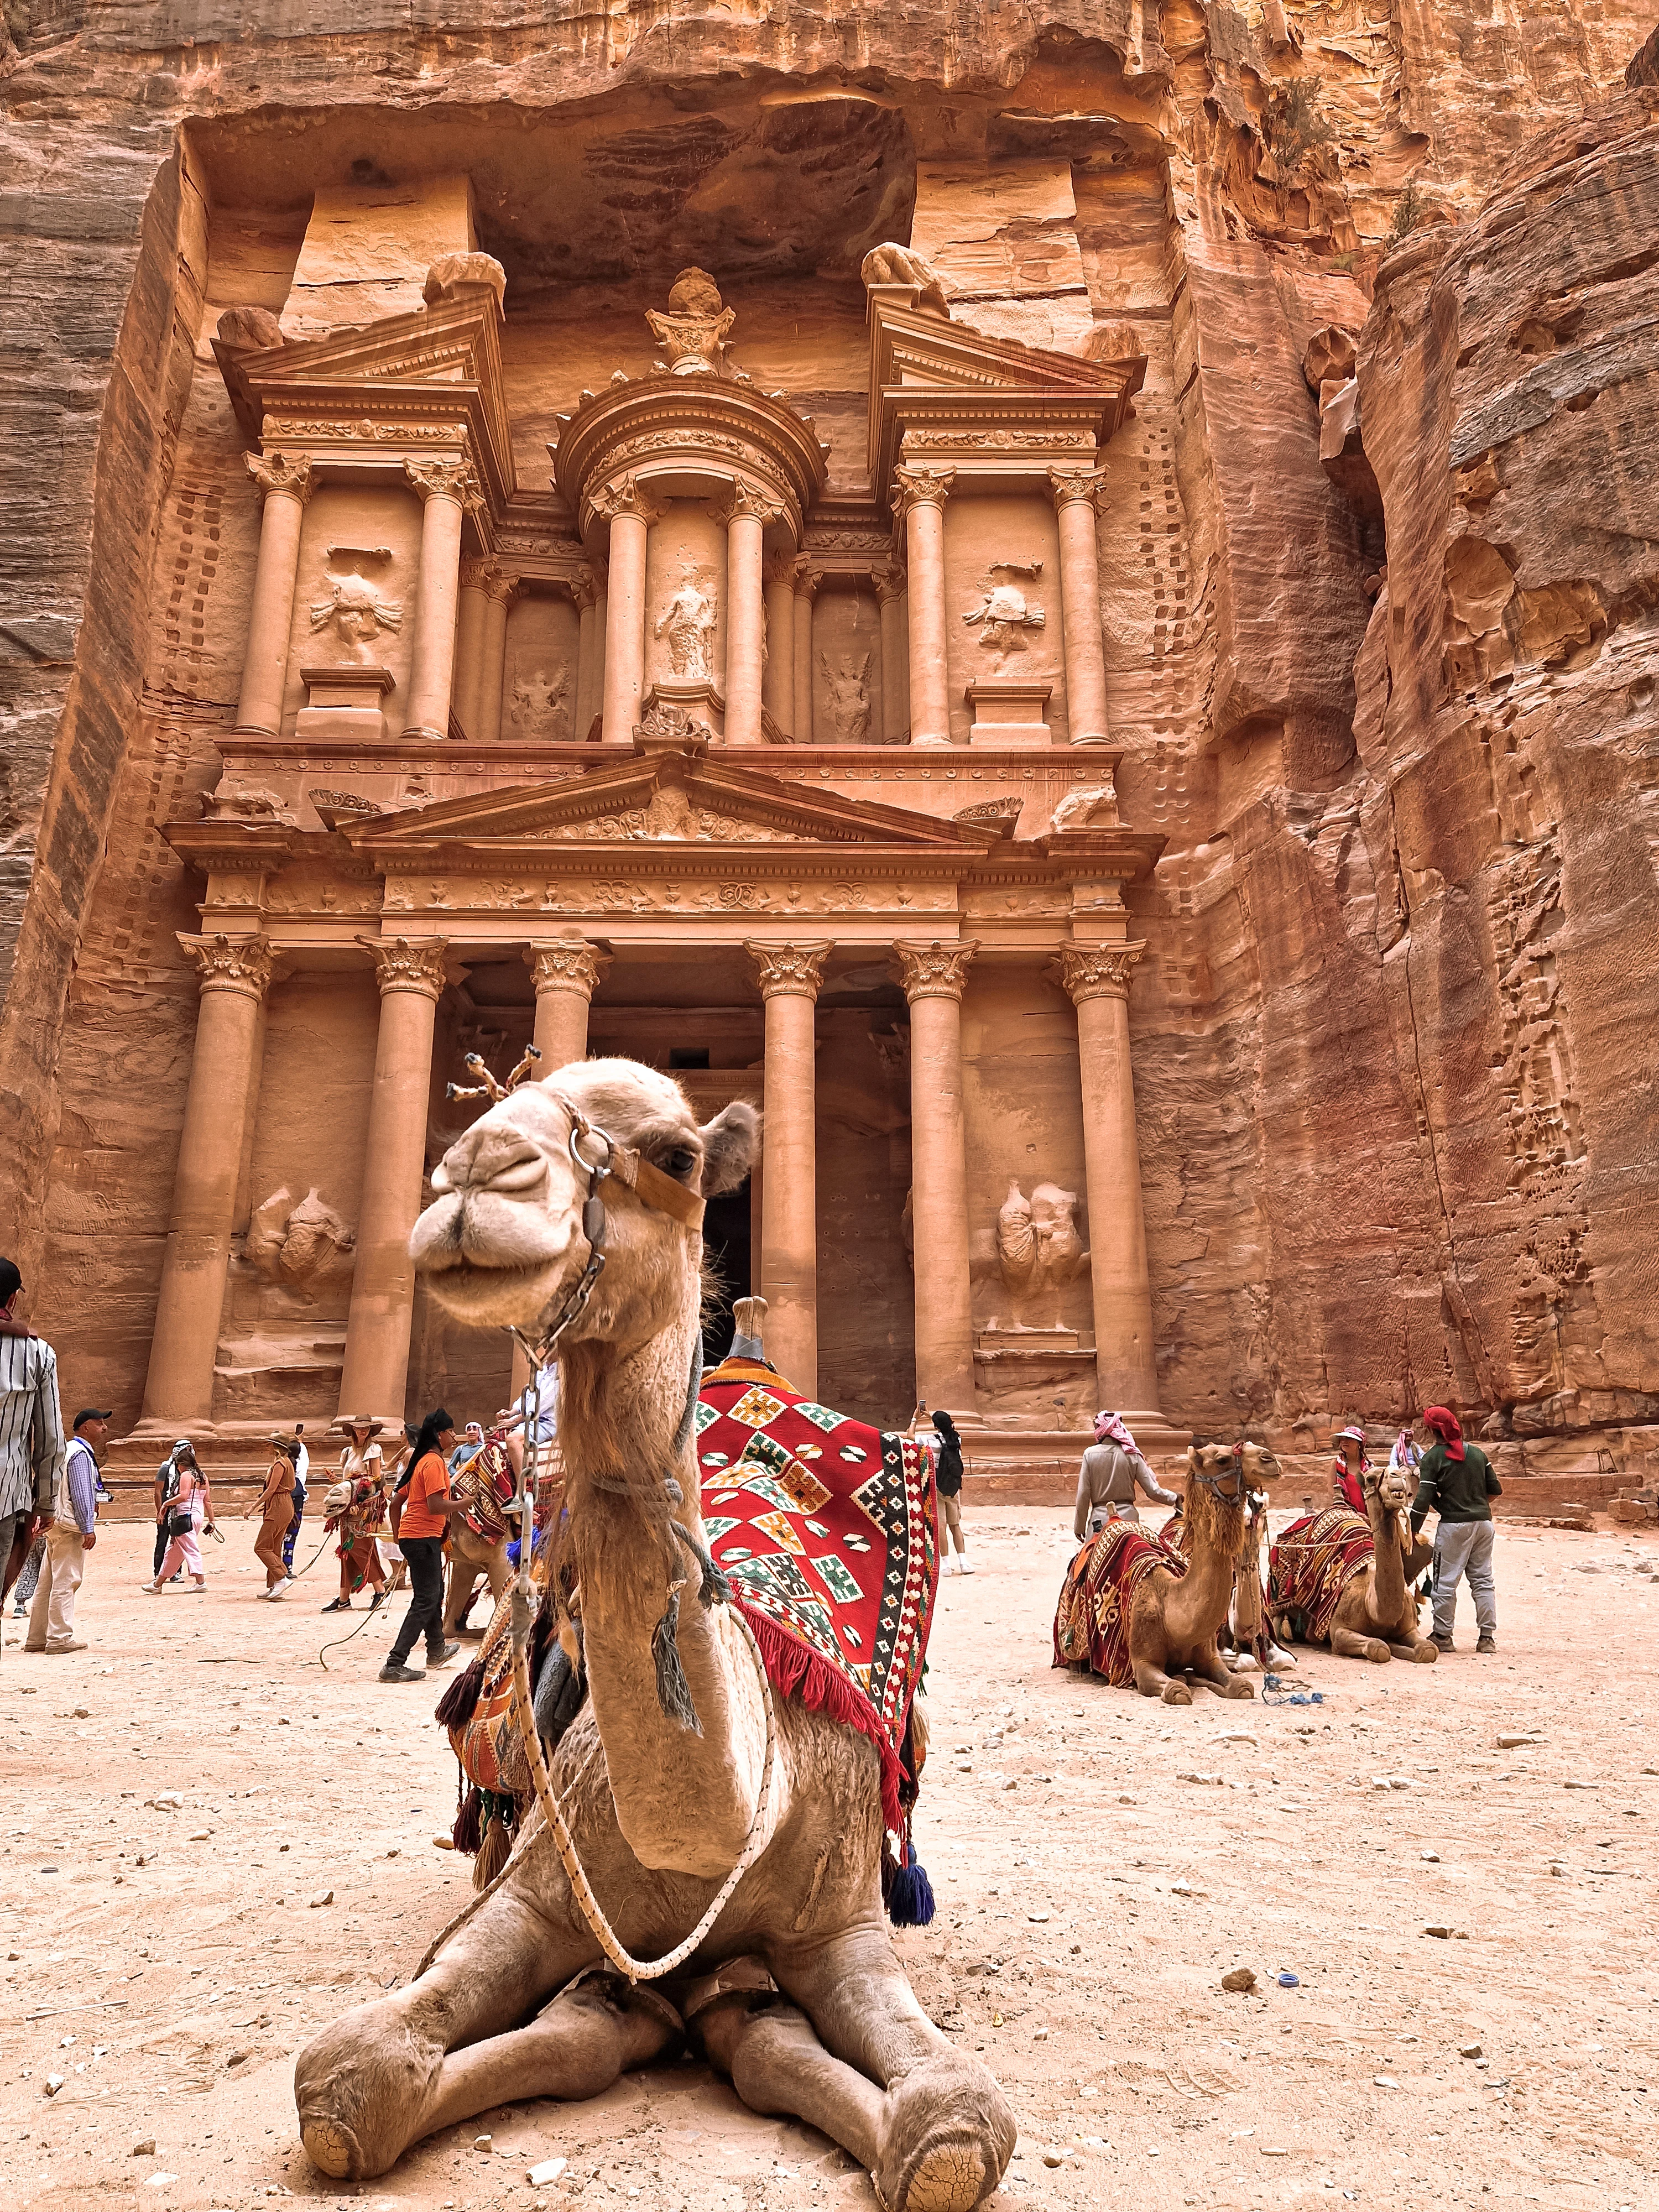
(888, 1845, 936, 1928)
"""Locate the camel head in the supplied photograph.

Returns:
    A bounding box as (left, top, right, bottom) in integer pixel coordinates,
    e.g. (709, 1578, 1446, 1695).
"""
(410, 1057, 758, 1353)
(1238, 1440, 1280, 1484)
(1183, 1442, 1251, 1558)
(1365, 1459, 1415, 1515)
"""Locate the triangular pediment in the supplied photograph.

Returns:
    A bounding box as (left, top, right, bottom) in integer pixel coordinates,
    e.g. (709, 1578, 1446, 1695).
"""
(346, 745, 993, 859)
(874, 300, 1138, 399)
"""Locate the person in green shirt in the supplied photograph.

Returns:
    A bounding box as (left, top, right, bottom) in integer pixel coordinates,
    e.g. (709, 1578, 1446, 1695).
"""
(1410, 1406, 1503, 1653)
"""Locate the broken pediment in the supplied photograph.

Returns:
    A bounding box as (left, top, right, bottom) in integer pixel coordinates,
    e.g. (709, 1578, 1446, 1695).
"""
(345, 741, 996, 860)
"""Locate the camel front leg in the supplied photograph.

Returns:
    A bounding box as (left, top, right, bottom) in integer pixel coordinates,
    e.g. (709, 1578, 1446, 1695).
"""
(295, 1851, 596, 2179)
(1329, 1623, 1392, 1662)
(1130, 1651, 1193, 1704)
(421, 1974, 682, 2136)
(1187, 1644, 1257, 1700)
(693, 1989, 885, 2174)
(1388, 1629, 1438, 1663)
(771, 1923, 1018, 2212)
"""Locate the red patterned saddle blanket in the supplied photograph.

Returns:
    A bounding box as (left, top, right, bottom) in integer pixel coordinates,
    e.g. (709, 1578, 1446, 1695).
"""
(1267, 1507, 1375, 1641)
(1052, 1519, 1187, 1685)
(696, 1355, 938, 1833)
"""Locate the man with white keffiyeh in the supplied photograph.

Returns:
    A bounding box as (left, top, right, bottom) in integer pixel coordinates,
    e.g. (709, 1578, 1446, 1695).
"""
(1073, 1408, 1178, 1540)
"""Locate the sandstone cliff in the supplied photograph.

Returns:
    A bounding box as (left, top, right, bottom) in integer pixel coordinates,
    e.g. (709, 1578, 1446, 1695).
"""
(1, 3, 1653, 1469)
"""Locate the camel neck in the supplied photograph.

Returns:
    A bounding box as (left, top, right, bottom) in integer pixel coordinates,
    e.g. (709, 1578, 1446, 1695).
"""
(1365, 1489, 1407, 1619)
(562, 1314, 770, 1880)
(1174, 1497, 1241, 1624)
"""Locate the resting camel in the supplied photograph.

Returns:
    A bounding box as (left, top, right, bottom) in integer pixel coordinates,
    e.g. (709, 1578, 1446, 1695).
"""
(1271, 1460, 1438, 1663)
(1130, 1443, 1271, 1702)
(295, 1059, 1015, 2211)
(1152, 1446, 1282, 1681)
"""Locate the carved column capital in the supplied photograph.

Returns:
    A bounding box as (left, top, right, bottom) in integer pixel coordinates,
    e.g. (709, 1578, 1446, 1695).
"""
(570, 567, 598, 612)
(1048, 466, 1108, 514)
(1054, 942, 1145, 1003)
(358, 935, 448, 1000)
(525, 937, 611, 1000)
(891, 938, 979, 1003)
(763, 550, 799, 590)
(591, 473, 668, 528)
(179, 932, 282, 1001)
(709, 480, 786, 530)
(481, 565, 519, 606)
(892, 465, 956, 519)
(458, 556, 493, 592)
(746, 939, 832, 1001)
(791, 557, 823, 603)
(873, 560, 907, 604)
(404, 457, 483, 513)
(246, 450, 315, 506)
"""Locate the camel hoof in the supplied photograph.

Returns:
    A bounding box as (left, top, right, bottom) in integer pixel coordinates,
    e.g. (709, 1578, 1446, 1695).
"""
(899, 2139, 990, 2212)
(876, 2053, 1014, 2212)
(301, 2119, 361, 2179)
(1161, 1683, 1193, 1706)
(1366, 1642, 1392, 1664)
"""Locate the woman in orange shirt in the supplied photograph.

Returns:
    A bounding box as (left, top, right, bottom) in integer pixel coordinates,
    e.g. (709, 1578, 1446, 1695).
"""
(380, 1408, 464, 1684)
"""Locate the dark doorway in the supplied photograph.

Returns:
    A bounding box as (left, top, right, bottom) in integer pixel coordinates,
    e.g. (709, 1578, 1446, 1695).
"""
(701, 1177, 752, 1371)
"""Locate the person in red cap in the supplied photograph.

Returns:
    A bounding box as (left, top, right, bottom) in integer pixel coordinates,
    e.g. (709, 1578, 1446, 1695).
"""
(1410, 1406, 1503, 1652)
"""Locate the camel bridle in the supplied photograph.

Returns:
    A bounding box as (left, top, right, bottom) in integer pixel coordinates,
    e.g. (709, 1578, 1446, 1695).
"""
(1190, 1446, 1249, 1504)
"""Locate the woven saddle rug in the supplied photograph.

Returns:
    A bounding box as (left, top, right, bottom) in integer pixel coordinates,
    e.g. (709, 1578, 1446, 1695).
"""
(696, 1354, 938, 1834)
(1267, 1507, 1375, 1642)
(1052, 1520, 1187, 1684)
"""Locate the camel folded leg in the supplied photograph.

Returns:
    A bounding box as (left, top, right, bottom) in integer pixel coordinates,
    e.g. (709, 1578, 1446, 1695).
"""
(421, 1973, 682, 2136)
(1387, 1635, 1438, 1663)
(1129, 1652, 1193, 1704)
(691, 1981, 884, 2173)
(294, 1846, 598, 2180)
(1184, 1644, 1257, 1700)
(1328, 1623, 1392, 1662)
(761, 1924, 1017, 2212)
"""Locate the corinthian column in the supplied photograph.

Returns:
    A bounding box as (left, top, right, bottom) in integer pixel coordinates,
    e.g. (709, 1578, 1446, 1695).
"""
(791, 561, 820, 745)
(572, 568, 599, 742)
(593, 477, 664, 745)
(403, 460, 482, 740)
(453, 557, 491, 739)
(478, 567, 518, 743)
(746, 940, 831, 1395)
(235, 453, 315, 736)
(1056, 944, 1160, 1417)
(337, 938, 448, 1423)
(763, 552, 796, 737)
(874, 561, 908, 744)
(1049, 468, 1111, 747)
(525, 937, 611, 1071)
(893, 467, 954, 747)
(892, 938, 978, 1411)
(140, 935, 282, 1426)
(714, 483, 778, 747)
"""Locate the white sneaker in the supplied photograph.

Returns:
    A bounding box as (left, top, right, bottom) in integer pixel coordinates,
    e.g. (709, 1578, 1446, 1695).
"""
(267, 1578, 294, 1600)
(957, 1556, 975, 1575)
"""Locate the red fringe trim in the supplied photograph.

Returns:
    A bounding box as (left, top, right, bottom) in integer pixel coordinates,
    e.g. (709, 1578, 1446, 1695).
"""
(733, 1598, 905, 1833)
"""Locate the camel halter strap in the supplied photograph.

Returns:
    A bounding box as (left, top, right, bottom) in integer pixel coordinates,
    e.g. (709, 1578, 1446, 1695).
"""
(1190, 1448, 1248, 1504)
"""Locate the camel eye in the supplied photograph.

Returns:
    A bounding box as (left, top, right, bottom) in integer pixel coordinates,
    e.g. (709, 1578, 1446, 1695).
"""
(664, 1146, 697, 1180)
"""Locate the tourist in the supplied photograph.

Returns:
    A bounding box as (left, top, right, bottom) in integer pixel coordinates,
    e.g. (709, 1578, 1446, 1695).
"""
(322, 1416, 390, 1614)
(245, 1438, 297, 1598)
(931, 1410, 972, 1575)
(380, 1407, 462, 1684)
(1410, 1405, 1503, 1653)
(1074, 1411, 1178, 1537)
(153, 1441, 198, 1581)
(142, 1444, 215, 1593)
(0, 1257, 65, 1632)
(26, 1405, 106, 1653)
(283, 1425, 309, 1573)
(1330, 1424, 1370, 1514)
(1387, 1423, 1422, 1479)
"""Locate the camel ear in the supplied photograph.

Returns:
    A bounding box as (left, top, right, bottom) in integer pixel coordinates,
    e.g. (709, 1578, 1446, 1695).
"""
(699, 1102, 759, 1197)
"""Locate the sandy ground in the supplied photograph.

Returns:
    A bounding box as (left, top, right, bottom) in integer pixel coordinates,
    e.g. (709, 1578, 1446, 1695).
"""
(2, 1509, 1656, 2212)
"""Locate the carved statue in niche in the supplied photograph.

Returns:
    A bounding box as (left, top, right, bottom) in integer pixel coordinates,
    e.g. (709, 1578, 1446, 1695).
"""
(654, 568, 717, 680)
(202, 782, 296, 826)
(507, 667, 571, 742)
(646, 267, 737, 377)
(1051, 776, 1120, 832)
(244, 1187, 356, 1303)
(963, 562, 1046, 662)
(994, 1180, 1089, 1318)
(859, 242, 952, 317)
(310, 546, 403, 661)
(818, 651, 873, 743)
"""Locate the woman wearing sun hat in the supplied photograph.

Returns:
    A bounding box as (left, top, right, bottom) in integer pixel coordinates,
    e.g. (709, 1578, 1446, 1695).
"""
(1329, 1423, 1370, 1515)
(321, 1415, 389, 1614)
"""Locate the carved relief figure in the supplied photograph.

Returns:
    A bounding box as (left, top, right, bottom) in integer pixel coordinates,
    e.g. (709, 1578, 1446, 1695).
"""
(818, 651, 873, 742)
(507, 668, 571, 742)
(963, 562, 1046, 661)
(310, 568, 403, 660)
(654, 569, 717, 680)
(645, 267, 737, 377)
(994, 1180, 1089, 1315)
(1051, 778, 1120, 832)
(245, 1187, 356, 1302)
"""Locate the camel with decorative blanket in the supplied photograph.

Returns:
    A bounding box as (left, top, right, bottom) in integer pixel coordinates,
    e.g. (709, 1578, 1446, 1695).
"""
(294, 1059, 1015, 2212)
(1268, 1459, 1438, 1663)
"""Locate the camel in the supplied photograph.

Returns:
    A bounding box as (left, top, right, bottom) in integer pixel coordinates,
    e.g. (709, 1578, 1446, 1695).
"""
(1270, 1460, 1438, 1664)
(1152, 1445, 1284, 1677)
(294, 1058, 1015, 2211)
(1129, 1443, 1274, 1702)
(445, 1520, 509, 1640)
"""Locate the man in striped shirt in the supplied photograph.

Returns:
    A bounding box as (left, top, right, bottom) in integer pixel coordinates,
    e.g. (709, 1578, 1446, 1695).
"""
(0, 1257, 66, 1620)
